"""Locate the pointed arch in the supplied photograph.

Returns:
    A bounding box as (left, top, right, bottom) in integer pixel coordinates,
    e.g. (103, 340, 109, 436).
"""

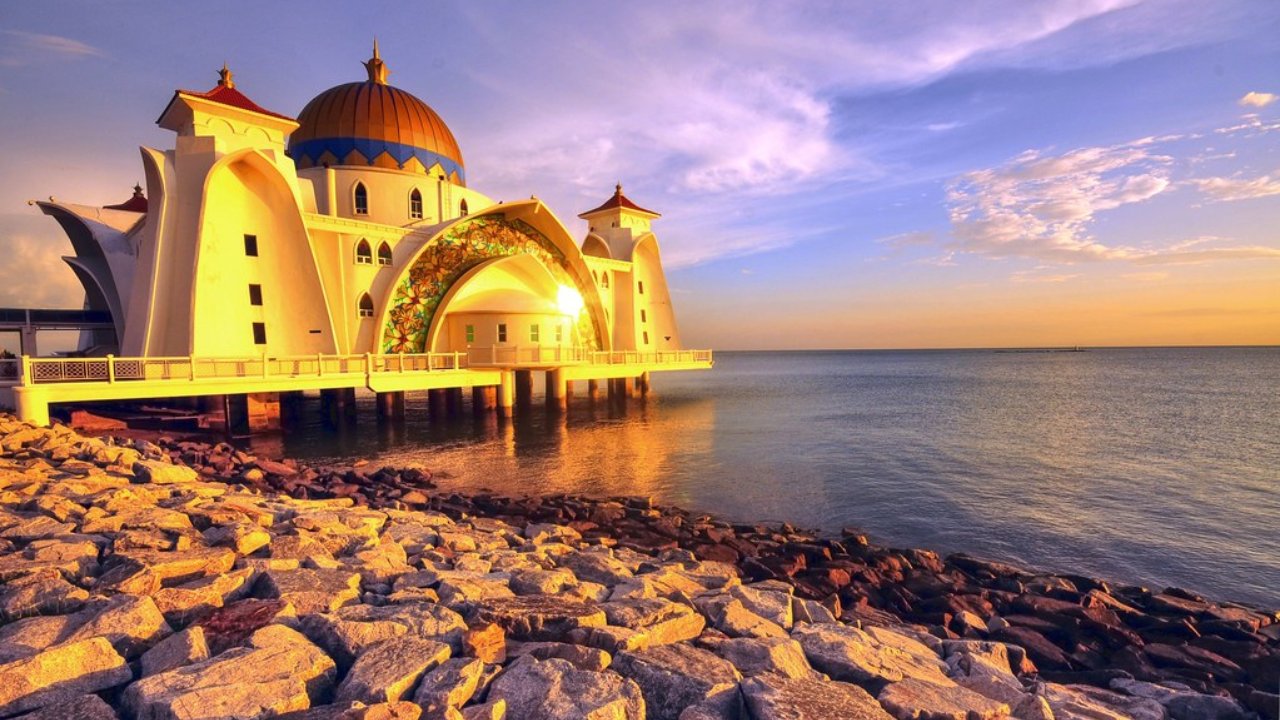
(353, 181, 368, 215)
(459, 198, 469, 217)
(358, 292, 375, 318)
(409, 188, 423, 219)
(355, 238, 373, 265)
(376, 241, 393, 266)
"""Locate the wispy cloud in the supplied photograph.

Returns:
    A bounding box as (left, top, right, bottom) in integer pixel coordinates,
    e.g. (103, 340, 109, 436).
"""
(877, 231, 935, 250)
(1010, 268, 1080, 283)
(1132, 245, 1280, 265)
(1239, 91, 1278, 108)
(0, 30, 103, 68)
(0, 221, 84, 308)
(1190, 173, 1280, 202)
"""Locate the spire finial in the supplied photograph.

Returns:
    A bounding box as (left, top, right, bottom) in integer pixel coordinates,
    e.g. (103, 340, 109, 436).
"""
(218, 62, 235, 89)
(133, 183, 143, 197)
(615, 182, 623, 195)
(364, 40, 389, 85)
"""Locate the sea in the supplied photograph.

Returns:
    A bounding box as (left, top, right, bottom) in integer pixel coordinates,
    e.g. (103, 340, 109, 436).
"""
(257, 347, 1280, 608)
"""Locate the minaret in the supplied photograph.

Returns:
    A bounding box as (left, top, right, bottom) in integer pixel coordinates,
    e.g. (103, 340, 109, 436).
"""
(363, 39, 389, 85)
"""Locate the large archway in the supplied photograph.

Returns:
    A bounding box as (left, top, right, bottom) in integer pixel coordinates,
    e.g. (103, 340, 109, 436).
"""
(378, 212, 607, 354)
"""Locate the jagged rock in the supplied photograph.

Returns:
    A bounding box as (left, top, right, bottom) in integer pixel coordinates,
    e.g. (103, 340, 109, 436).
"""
(64, 594, 172, 659)
(877, 677, 1011, 720)
(510, 568, 578, 595)
(413, 656, 485, 714)
(0, 567, 90, 620)
(612, 643, 741, 720)
(141, 626, 210, 677)
(301, 602, 469, 669)
(793, 597, 839, 624)
(1037, 682, 1166, 720)
(943, 640, 1034, 707)
(152, 566, 255, 624)
(133, 459, 198, 484)
(124, 624, 337, 720)
(9, 693, 119, 720)
(335, 637, 452, 705)
(486, 657, 645, 719)
(740, 674, 894, 720)
(462, 623, 507, 663)
(791, 623, 950, 686)
(460, 699, 506, 720)
(559, 550, 635, 586)
(203, 522, 271, 555)
(696, 597, 787, 639)
(1110, 678, 1253, 720)
(0, 637, 132, 716)
(603, 598, 706, 646)
(709, 636, 816, 679)
(112, 546, 237, 586)
(193, 598, 297, 654)
(258, 567, 362, 615)
(278, 701, 424, 719)
(728, 583, 794, 628)
(467, 595, 607, 641)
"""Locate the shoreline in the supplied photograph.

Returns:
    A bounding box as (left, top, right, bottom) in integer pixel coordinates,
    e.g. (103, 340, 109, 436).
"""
(1, 414, 1275, 719)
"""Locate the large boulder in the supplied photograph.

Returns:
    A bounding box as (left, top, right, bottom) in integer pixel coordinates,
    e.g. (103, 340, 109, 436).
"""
(877, 677, 1011, 720)
(8, 693, 119, 720)
(611, 643, 741, 720)
(257, 567, 362, 615)
(601, 598, 705, 647)
(486, 657, 645, 719)
(413, 656, 486, 715)
(740, 674, 894, 720)
(124, 624, 337, 720)
(334, 637, 452, 705)
(709, 636, 816, 679)
(133, 460, 198, 485)
(791, 623, 949, 687)
(467, 595, 606, 642)
(0, 637, 132, 716)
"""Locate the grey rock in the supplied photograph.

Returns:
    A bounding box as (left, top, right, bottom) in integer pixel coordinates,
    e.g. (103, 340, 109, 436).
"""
(877, 677, 1011, 720)
(467, 595, 606, 641)
(612, 643, 741, 720)
(0, 637, 132, 717)
(335, 637, 452, 705)
(710, 636, 816, 679)
(791, 623, 949, 686)
(140, 626, 210, 677)
(258, 567, 362, 615)
(487, 657, 645, 719)
(10, 693, 119, 720)
(740, 674, 894, 720)
(602, 598, 706, 646)
(413, 656, 486, 714)
(133, 459, 198, 484)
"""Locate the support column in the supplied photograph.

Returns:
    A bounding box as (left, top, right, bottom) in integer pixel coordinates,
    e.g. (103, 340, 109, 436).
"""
(445, 387, 464, 416)
(514, 370, 534, 408)
(427, 389, 447, 418)
(546, 369, 567, 411)
(13, 386, 50, 427)
(637, 372, 651, 397)
(19, 327, 37, 357)
(376, 391, 405, 420)
(587, 379, 600, 401)
(320, 388, 357, 425)
(497, 371, 515, 416)
(246, 392, 281, 432)
(280, 391, 305, 431)
(472, 386, 497, 414)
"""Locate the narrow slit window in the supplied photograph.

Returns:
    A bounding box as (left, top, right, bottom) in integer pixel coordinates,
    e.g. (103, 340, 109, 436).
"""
(358, 293, 374, 318)
(497, 323, 507, 343)
(638, 280, 645, 294)
(643, 331, 650, 345)
(248, 284, 263, 306)
(355, 239, 373, 265)
(530, 324, 540, 342)
(244, 234, 258, 257)
(465, 324, 475, 343)
(354, 182, 368, 215)
(409, 189, 423, 219)
(602, 274, 609, 288)
(377, 242, 392, 266)
(252, 322, 267, 345)
(640, 309, 646, 323)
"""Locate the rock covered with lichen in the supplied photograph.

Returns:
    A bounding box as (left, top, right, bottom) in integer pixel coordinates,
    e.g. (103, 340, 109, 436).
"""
(0, 414, 1273, 719)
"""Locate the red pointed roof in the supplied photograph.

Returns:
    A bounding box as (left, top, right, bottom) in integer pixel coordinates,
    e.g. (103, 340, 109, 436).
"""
(157, 65, 294, 125)
(105, 184, 147, 213)
(578, 183, 660, 219)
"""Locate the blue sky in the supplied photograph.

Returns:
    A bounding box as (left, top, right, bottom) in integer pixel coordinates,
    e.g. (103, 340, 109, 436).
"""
(1, 1, 1277, 349)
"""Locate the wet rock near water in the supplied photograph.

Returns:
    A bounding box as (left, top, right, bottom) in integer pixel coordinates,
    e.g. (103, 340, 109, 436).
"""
(0, 413, 1275, 719)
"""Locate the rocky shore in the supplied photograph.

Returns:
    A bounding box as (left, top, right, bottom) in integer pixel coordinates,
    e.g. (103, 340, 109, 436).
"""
(0, 414, 1275, 720)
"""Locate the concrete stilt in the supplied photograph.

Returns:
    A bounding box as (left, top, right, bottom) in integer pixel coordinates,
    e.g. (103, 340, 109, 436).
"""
(13, 386, 49, 426)
(472, 386, 497, 414)
(427, 389, 447, 418)
(279, 391, 305, 431)
(637, 372, 651, 397)
(445, 387, 464, 416)
(515, 370, 534, 408)
(246, 392, 281, 431)
(546, 368, 567, 411)
(320, 388, 356, 424)
(587, 379, 600, 401)
(19, 327, 37, 357)
(376, 391, 405, 420)
(497, 371, 515, 416)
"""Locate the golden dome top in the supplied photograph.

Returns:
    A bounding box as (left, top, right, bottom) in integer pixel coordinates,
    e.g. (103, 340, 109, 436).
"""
(288, 44, 465, 184)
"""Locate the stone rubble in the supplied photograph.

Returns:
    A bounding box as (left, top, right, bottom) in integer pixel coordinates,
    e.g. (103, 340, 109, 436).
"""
(0, 413, 1274, 719)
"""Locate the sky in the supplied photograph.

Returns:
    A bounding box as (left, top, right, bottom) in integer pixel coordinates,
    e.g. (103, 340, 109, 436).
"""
(0, 0, 1277, 351)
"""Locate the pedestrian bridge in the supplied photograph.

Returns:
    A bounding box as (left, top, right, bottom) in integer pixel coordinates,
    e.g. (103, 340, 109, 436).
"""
(0, 348, 713, 425)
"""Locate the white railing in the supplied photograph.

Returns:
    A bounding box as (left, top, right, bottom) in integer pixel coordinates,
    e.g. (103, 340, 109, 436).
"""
(14, 347, 713, 386)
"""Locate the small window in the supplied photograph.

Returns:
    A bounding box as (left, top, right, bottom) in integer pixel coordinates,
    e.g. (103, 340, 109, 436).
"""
(638, 280, 645, 294)
(640, 309, 646, 323)
(643, 331, 650, 345)
(354, 182, 368, 215)
(497, 323, 507, 343)
(459, 198, 469, 217)
(602, 274, 609, 289)
(592, 270, 598, 284)
(465, 324, 475, 343)
(248, 284, 263, 306)
(377, 242, 392, 266)
(244, 234, 259, 257)
(252, 322, 267, 345)
(409, 189, 423, 219)
(358, 293, 374, 318)
(530, 324, 540, 342)
(555, 324, 563, 343)
(355, 239, 373, 265)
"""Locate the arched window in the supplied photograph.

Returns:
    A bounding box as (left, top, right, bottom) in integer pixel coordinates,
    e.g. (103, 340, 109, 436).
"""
(409, 189, 423, 219)
(354, 182, 368, 215)
(602, 273, 609, 289)
(376, 241, 392, 266)
(358, 293, 374, 318)
(355, 238, 373, 265)
(459, 198, 469, 217)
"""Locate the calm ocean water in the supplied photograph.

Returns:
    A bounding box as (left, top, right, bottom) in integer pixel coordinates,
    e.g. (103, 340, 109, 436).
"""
(258, 347, 1280, 607)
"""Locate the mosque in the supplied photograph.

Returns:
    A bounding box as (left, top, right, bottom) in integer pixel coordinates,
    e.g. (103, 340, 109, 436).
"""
(37, 44, 682, 363)
(6, 44, 709, 428)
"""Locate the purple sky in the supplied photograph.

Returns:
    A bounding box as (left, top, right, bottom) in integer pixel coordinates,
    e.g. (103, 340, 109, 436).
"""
(1, 1, 1277, 349)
